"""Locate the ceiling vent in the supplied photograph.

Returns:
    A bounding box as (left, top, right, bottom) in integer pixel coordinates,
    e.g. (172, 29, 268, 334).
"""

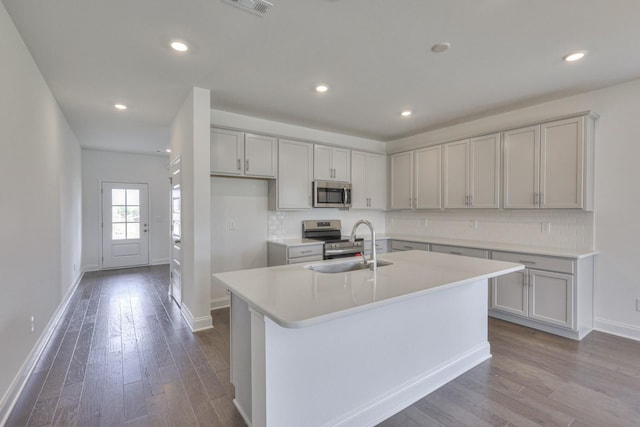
(222, 0, 273, 16)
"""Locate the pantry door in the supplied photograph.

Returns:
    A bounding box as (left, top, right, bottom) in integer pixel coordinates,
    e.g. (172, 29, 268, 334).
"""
(101, 182, 149, 269)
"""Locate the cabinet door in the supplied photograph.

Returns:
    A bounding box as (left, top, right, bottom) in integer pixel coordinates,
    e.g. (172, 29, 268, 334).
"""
(529, 269, 574, 328)
(244, 133, 277, 178)
(366, 153, 386, 209)
(540, 117, 584, 209)
(314, 144, 333, 180)
(503, 125, 540, 209)
(470, 133, 501, 208)
(414, 146, 442, 209)
(211, 128, 244, 175)
(332, 147, 351, 182)
(350, 151, 368, 209)
(491, 270, 528, 316)
(278, 139, 313, 209)
(390, 152, 413, 209)
(442, 140, 469, 209)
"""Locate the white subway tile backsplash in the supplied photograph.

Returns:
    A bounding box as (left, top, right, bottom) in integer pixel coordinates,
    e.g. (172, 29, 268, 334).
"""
(385, 210, 594, 251)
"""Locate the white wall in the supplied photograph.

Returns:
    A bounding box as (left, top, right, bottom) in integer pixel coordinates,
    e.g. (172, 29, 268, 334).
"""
(170, 87, 212, 331)
(387, 78, 640, 340)
(81, 149, 170, 270)
(0, 1, 82, 419)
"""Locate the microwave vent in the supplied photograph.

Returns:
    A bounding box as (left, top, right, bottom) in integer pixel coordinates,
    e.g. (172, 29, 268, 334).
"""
(221, 0, 273, 16)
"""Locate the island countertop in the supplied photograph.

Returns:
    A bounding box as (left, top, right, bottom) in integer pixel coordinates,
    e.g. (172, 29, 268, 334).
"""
(212, 250, 523, 329)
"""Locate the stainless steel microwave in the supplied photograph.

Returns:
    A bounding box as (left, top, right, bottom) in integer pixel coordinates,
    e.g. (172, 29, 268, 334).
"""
(313, 181, 351, 208)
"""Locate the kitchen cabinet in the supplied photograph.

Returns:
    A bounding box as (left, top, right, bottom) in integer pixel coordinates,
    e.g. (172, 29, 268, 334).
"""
(390, 146, 442, 210)
(390, 240, 430, 252)
(267, 242, 324, 266)
(211, 128, 277, 178)
(442, 134, 500, 209)
(430, 244, 488, 259)
(314, 144, 351, 182)
(269, 139, 313, 210)
(351, 151, 386, 209)
(503, 115, 595, 210)
(490, 250, 594, 339)
(390, 151, 413, 209)
(363, 239, 389, 256)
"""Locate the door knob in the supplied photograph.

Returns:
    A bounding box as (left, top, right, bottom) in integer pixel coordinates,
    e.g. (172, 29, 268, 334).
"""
(174, 239, 181, 244)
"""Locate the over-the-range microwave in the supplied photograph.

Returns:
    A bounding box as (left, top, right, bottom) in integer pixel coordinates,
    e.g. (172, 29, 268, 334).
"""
(312, 181, 351, 208)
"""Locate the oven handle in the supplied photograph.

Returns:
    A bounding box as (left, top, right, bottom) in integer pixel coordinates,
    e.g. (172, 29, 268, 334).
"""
(325, 248, 362, 256)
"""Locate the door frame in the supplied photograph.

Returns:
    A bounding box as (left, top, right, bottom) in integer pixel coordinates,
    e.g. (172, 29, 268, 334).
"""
(100, 180, 150, 269)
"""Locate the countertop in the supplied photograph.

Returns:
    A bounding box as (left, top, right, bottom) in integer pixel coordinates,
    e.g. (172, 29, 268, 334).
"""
(268, 234, 597, 259)
(212, 250, 523, 329)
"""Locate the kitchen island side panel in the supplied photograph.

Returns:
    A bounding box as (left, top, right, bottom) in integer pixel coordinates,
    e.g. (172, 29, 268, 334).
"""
(243, 278, 490, 427)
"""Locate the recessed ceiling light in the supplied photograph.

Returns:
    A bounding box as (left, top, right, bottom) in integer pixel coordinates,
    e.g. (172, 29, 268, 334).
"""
(563, 51, 586, 62)
(114, 104, 127, 110)
(170, 41, 189, 52)
(401, 110, 412, 117)
(165, 148, 171, 153)
(431, 42, 451, 53)
(315, 84, 329, 93)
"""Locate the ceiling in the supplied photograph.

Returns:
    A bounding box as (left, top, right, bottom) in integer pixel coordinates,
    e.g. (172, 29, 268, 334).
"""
(5, 0, 640, 154)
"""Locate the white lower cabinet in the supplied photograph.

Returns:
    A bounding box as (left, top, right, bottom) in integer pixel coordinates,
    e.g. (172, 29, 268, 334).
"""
(490, 250, 593, 340)
(267, 242, 324, 266)
(390, 240, 429, 252)
(363, 239, 389, 256)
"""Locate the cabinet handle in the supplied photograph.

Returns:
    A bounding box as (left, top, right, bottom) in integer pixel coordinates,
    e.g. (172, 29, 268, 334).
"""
(539, 192, 544, 206)
(450, 251, 462, 255)
(534, 192, 538, 206)
(403, 245, 413, 249)
(237, 158, 241, 170)
(301, 250, 312, 254)
(246, 159, 249, 171)
(469, 195, 473, 207)
(519, 260, 537, 265)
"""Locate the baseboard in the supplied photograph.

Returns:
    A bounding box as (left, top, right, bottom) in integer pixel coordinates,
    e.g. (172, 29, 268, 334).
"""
(82, 264, 100, 272)
(180, 303, 213, 332)
(594, 318, 640, 341)
(150, 258, 170, 266)
(0, 270, 84, 426)
(233, 398, 252, 427)
(327, 343, 491, 427)
(210, 296, 231, 311)
(488, 310, 586, 340)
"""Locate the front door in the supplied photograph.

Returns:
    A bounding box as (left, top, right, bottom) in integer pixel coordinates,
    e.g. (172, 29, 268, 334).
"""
(169, 158, 182, 306)
(101, 182, 149, 269)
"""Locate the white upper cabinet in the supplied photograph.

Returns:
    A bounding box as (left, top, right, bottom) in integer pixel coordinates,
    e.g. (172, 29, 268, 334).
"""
(274, 139, 313, 210)
(314, 144, 351, 182)
(390, 151, 413, 209)
(414, 146, 442, 209)
(503, 115, 594, 210)
(443, 134, 500, 209)
(211, 128, 277, 178)
(351, 151, 386, 210)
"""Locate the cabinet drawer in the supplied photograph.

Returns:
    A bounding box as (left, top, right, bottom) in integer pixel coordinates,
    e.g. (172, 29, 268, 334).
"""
(364, 239, 389, 253)
(288, 245, 323, 259)
(492, 251, 574, 274)
(288, 254, 323, 264)
(430, 244, 488, 259)
(391, 240, 430, 252)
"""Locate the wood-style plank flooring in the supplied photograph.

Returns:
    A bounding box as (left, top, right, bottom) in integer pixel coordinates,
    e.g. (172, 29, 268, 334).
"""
(7, 265, 640, 426)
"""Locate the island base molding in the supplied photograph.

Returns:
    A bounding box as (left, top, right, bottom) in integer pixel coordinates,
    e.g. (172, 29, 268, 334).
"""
(488, 309, 592, 340)
(230, 279, 492, 427)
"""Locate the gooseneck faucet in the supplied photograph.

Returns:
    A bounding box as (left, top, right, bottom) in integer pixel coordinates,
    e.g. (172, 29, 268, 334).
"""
(350, 220, 377, 271)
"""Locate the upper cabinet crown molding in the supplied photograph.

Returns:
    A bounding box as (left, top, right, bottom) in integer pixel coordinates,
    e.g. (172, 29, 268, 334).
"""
(210, 128, 277, 178)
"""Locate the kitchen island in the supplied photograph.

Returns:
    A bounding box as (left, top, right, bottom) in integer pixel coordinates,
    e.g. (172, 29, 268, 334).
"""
(212, 250, 523, 427)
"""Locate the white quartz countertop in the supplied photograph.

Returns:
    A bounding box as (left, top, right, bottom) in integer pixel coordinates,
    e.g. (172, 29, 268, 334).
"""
(212, 251, 523, 329)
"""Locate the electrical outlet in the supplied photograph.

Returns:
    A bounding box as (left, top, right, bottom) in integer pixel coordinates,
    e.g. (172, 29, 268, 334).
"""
(541, 222, 551, 233)
(228, 220, 237, 230)
(636, 299, 640, 312)
(470, 220, 478, 229)
(424, 219, 429, 228)
(30, 315, 35, 333)
(73, 263, 77, 273)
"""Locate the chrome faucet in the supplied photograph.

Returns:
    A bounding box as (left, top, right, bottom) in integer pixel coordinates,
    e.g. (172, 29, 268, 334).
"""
(350, 220, 377, 271)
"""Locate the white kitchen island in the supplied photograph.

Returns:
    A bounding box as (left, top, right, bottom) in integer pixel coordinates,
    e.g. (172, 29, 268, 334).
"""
(212, 250, 523, 427)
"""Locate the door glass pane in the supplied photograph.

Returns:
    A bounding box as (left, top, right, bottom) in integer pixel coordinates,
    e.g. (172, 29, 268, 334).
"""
(126, 206, 140, 222)
(112, 206, 126, 222)
(127, 223, 140, 239)
(112, 189, 126, 205)
(112, 223, 126, 240)
(126, 189, 140, 205)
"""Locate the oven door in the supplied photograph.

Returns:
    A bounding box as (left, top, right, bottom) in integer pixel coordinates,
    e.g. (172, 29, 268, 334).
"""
(324, 247, 363, 260)
(313, 181, 351, 208)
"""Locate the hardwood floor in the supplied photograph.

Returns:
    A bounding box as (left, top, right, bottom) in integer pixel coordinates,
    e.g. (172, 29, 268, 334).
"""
(7, 265, 640, 426)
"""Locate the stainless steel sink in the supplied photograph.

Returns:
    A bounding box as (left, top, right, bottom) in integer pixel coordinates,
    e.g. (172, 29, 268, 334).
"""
(306, 259, 393, 274)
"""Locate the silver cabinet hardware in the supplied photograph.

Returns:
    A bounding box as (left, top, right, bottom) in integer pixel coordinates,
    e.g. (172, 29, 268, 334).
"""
(246, 159, 249, 171)
(519, 260, 537, 265)
(450, 251, 462, 255)
(237, 158, 241, 170)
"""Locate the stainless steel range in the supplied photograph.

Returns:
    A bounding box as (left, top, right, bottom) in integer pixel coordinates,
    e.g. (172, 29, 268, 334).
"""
(302, 220, 364, 259)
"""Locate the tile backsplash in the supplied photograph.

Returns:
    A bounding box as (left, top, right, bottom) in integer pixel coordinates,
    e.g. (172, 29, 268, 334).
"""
(268, 209, 386, 240)
(385, 210, 594, 251)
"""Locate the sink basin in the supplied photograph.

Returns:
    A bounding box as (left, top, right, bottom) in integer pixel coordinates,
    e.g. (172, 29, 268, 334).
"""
(306, 259, 393, 274)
